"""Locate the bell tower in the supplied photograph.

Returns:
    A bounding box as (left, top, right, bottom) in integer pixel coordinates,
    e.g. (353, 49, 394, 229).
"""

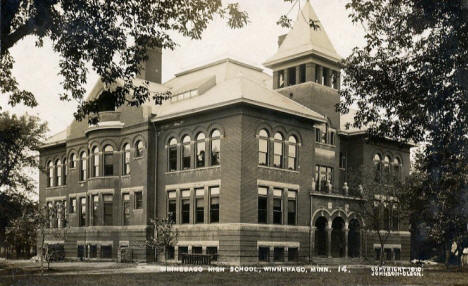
(264, 0, 342, 128)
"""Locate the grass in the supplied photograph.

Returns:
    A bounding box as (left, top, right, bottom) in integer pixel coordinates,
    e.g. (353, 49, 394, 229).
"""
(1, 261, 467, 286)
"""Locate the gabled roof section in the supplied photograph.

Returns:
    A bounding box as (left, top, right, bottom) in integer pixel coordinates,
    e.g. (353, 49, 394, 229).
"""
(165, 58, 272, 90)
(264, 0, 342, 67)
(152, 76, 326, 123)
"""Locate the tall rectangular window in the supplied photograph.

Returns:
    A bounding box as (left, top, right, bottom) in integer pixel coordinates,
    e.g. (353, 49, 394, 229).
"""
(299, 64, 306, 83)
(315, 128, 321, 142)
(182, 143, 191, 169)
(315, 65, 321, 83)
(79, 197, 86, 227)
(104, 153, 113, 176)
(134, 191, 143, 209)
(258, 187, 268, 224)
(181, 189, 190, 224)
(258, 134, 268, 166)
(287, 191, 297, 225)
(274, 247, 284, 262)
(287, 67, 296, 85)
(259, 247, 270, 262)
(195, 188, 204, 224)
(103, 194, 113, 226)
(339, 152, 347, 169)
(287, 142, 297, 170)
(92, 195, 99, 226)
(169, 145, 177, 171)
(330, 131, 335, 145)
(70, 198, 77, 213)
(123, 193, 130, 226)
(101, 245, 112, 259)
(210, 187, 219, 223)
(273, 189, 282, 224)
(278, 70, 285, 88)
(316, 165, 333, 192)
(167, 191, 176, 223)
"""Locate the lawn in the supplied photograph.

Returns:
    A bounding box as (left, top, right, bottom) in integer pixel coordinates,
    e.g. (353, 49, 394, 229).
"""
(1, 261, 467, 286)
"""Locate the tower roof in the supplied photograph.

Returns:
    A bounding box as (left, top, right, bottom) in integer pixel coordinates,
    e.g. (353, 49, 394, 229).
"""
(264, 0, 341, 67)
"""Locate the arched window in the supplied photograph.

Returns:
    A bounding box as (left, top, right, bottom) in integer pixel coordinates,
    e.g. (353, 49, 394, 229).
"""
(168, 138, 178, 171)
(70, 153, 76, 168)
(383, 155, 391, 180)
(287, 136, 297, 170)
(80, 151, 87, 181)
(393, 157, 402, 179)
(47, 161, 54, 187)
(258, 129, 269, 166)
(273, 132, 284, 168)
(103, 145, 114, 176)
(211, 129, 221, 166)
(196, 132, 206, 168)
(373, 154, 382, 183)
(63, 159, 67, 185)
(55, 159, 62, 186)
(135, 140, 144, 157)
(123, 144, 130, 175)
(182, 135, 191, 169)
(91, 146, 99, 177)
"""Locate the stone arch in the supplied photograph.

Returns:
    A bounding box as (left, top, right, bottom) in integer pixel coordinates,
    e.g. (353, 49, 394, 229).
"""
(331, 217, 346, 258)
(311, 208, 332, 225)
(348, 218, 361, 258)
(207, 123, 225, 138)
(314, 216, 328, 257)
(255, 123, 273, 138)
(330, 208, 347, 221)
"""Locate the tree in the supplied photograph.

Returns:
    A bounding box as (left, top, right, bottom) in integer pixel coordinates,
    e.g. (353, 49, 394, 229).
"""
(146, 216, 178, 269)
(340, 1, 467, 267)
(36, 201, 69, 271)
(2, 193, 36, 258)
(1, 0, 248, 122)
(0, 112, 48, 193)
(346, 166, 405, 265)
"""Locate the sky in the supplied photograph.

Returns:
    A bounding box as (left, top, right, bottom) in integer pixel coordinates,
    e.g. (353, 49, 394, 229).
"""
(3, 0, 366, 138)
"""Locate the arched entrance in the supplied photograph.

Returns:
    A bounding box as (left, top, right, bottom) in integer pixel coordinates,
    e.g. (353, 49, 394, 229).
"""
(348, 219, 361, 258)
(331, 217, 345, 258)
(315, 217, 328, 256)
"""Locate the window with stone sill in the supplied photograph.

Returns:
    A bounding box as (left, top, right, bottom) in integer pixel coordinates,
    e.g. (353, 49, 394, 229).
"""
(135, 140, 144, 158)
(195, 133, 206, 168)
(123, 143, 131, 175)
(134, 191, 143, 209)
(210, 129, 221, 166)
(103, 145, 114, 176)
(182, 135, 191, 170)
(258, 129, 269, 166)
(273, 132, 284, 168)
(168, 138, 178, 172)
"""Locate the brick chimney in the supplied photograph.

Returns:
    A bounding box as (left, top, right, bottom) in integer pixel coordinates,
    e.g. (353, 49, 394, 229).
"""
(137, 47, 162, 84)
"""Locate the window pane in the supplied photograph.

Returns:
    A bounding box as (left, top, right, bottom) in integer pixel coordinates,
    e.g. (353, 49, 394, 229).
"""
(135, 192, 143, 209)
(211, 138, 220, 165)
(273, 198, 282, 224)
(288, 200, 296, 225)
(258, 197, 267, 224)
(210, 197, 219, 223)
(183, 143, 191, 169)
(168, 199, 176, 223)
(182, 199, 190, 224)
(196, 140, 205, 167)
(169, 147, 177, 171)
(196, 198, 204, 223)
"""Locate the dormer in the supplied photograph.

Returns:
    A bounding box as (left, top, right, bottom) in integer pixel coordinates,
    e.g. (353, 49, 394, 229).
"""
(264, 0, 342, 91)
